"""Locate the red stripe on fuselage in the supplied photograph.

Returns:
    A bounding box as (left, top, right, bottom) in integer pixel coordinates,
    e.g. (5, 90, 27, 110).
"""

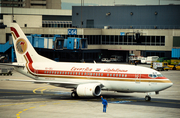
(10, 27, 20, 38)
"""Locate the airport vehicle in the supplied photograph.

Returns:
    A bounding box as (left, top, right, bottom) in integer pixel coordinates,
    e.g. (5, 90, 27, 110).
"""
(110, 55, 123, 62)
(0, 68, 13, 75)
(101, 58, 111, 63)
(146, 56, 159, 64)
(151, 62, 169, 71)
(1, 23, 173, 101)
(140, 57, 147, 64)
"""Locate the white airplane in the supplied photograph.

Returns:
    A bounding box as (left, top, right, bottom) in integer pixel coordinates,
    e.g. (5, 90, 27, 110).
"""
(3, 22, 173, 101)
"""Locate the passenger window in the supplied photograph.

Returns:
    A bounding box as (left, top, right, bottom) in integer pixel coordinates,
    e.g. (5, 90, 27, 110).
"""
(110, 74, 112, 76)
(62, 72, 64, 74)
(149, 74, 152, 77)
(47, 71, 48, 74)
(57, 72, 59, 74)
(52, 71, 54, 74)
(107, 74, 109, 76)
(81, 73, 83, 75)
(113, 74, 115, 77)
(49, 71, 51, 74)
(119, 74, 121, 77)
(125, 75, 127, 77)
(101, 74, 103, 76)
(90, 73, 92, 76)
(122, 74, 124, 77)
(84, 73, 86, 75)
(55, 72, 56, 74)
(44, 71, 46, 73)
(116, 74, 118, 77)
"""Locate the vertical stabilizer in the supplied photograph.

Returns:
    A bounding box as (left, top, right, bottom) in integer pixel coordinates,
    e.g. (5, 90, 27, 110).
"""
(10, 23, 54, 63)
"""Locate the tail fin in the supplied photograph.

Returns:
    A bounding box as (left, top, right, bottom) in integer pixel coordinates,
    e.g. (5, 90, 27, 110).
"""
(10, 23, 54, 63)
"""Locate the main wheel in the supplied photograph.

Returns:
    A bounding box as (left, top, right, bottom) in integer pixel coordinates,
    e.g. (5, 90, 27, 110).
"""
(71, 91, 78, 98)
(145, 95, 151, 101)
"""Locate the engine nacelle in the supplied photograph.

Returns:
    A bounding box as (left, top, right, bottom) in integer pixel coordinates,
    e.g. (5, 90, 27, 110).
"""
(76, 83, 101, 97)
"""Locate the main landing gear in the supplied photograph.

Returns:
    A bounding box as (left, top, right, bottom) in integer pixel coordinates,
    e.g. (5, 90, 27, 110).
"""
(71, 90, 78, 98)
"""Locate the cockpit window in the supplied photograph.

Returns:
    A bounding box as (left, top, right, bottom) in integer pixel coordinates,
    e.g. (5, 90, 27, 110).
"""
(157, 74, 163, 77)
(153, 75, 157, 78)
(149, 74, 158, 78)
(149, 74, 152, 77)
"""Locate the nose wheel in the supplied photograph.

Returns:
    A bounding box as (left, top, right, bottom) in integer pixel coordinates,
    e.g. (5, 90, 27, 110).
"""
(145, 95, 151, 101)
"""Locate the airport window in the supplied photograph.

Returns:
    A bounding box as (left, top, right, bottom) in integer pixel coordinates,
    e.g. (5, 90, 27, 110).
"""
(85, 35, 165, 46)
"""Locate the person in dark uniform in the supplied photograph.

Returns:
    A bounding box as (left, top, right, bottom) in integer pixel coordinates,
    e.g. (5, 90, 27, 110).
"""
(101, 96, 108, 113)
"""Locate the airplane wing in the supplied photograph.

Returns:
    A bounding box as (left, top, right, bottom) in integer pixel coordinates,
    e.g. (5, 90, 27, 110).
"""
(0, 63, 25, 67)
(2, 79, 103, 88)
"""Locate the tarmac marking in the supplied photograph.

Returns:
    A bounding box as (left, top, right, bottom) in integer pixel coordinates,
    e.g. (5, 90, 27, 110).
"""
(16, 106, 36, 118)
(33, 86, 56, 94)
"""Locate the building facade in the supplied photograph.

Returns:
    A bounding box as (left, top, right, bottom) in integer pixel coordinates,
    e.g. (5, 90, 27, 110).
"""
(1, 5, 180, 62)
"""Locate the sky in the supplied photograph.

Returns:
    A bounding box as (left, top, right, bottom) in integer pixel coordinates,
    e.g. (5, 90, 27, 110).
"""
(61, 0, 180, 9)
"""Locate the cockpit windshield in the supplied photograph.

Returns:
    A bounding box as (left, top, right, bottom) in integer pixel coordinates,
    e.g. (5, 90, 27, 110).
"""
(149, 73, 164, 78)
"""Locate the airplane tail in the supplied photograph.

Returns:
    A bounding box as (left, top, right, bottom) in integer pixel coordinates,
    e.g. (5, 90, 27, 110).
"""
(10, 23, 54, 63)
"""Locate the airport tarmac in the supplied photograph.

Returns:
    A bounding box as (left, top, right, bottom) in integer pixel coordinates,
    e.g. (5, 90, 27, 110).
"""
(0, 64, 180, 118)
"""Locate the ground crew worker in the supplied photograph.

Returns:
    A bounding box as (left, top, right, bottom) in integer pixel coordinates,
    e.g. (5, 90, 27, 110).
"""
(101, 96, 108, 113)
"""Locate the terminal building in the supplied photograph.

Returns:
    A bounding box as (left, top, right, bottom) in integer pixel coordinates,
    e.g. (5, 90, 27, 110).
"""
(0, 4, 180, 62)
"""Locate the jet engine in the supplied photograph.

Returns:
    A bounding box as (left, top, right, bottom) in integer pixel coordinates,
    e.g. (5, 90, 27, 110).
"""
(76, 83, 101, 97)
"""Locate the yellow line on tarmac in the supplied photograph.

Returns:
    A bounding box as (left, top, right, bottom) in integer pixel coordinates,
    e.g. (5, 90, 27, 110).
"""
(33, 86, 56, 94)
(16, 106, 36, 118)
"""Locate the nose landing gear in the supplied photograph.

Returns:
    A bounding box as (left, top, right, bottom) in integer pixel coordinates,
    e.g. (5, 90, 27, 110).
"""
(145, 95, 151, 101)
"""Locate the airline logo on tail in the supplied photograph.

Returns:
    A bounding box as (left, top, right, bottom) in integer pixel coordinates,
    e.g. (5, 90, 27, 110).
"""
(16, 38, 27, 54)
